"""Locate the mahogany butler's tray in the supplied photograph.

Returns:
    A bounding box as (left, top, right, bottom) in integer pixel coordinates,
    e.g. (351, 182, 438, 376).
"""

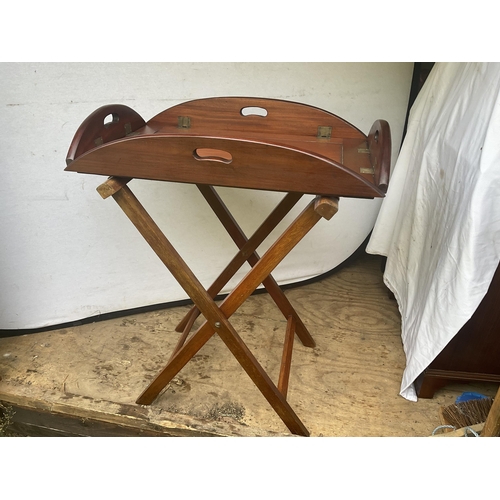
(65, 97, 391, 436)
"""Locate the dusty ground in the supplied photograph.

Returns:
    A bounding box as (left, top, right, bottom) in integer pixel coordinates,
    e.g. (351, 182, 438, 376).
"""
(1, 253, 498, 437)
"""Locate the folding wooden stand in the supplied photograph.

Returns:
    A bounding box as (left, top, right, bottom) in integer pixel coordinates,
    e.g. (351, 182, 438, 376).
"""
(66, 97, 391, 436)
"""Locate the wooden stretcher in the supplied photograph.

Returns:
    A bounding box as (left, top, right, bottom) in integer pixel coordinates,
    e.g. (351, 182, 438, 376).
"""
(65, 97, 391, 436)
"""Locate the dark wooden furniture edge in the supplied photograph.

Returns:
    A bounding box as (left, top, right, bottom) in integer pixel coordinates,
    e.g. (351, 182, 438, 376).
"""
(415, 370, 500, 399)
(416, 259, 500, 398)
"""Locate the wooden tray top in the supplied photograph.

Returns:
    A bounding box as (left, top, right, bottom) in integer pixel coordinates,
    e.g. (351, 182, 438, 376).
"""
(65, 97, 391, 198)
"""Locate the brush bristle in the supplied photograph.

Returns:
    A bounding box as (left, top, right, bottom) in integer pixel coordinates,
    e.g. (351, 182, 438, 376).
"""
(441, 398, 493, 428)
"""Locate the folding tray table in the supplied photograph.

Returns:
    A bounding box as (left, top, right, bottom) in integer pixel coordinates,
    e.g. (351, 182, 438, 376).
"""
(65, 97, 391, 436)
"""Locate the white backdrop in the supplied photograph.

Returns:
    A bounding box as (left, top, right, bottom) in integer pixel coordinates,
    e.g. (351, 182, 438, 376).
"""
(0, 62, 413, 330)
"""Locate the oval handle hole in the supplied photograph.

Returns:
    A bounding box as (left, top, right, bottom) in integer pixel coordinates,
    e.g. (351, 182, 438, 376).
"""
(104, 113, 120, 127)
(193, 148, 233, 164)
(240, 106, 268, 117)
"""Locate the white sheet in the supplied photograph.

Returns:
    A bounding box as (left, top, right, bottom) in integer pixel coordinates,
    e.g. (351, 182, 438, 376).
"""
(366, 62, 500, 401)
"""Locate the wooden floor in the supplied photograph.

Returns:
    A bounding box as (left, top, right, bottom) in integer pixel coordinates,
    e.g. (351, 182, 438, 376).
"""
(1, 252, 497, 437)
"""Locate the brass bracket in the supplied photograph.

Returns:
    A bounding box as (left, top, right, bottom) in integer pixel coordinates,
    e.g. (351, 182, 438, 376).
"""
(360, 167, 375, 174)
(357, 148, 370, 154)
(317, 126, 332, 139)
(178, 116, 191, 129)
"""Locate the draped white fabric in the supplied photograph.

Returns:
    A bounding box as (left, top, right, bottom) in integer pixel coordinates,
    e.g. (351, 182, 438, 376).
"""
(367, 62, 500, 401)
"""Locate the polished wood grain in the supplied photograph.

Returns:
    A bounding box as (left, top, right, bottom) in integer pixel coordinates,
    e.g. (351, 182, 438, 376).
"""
(148, 97, 365, 142)
(67, 135, 382, 198)
(66, 98, 390, 198)
(66, 104, 146, 165)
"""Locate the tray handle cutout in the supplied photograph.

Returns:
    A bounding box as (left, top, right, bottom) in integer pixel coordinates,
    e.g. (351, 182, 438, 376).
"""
(240, 106, 268, 117)
(104, 113, 120, 127)
(65, 104, 146, 165)
(193, 148, 233, 164)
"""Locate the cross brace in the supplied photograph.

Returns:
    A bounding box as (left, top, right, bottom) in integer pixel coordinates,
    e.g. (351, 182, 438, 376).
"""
(97, 176, 338, 436)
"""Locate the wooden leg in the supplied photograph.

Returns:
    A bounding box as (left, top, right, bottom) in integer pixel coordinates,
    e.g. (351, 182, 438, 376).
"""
(482, 385, 500, 437)
(135, 195, 338, 434)
(98, 177, 338, 436)
(168, 308, 199, 362)
(415, 372, 450, 399)
(177, 186, 315, 347)
(176, 187, 302, 331)
(278, 315, 296, 398)
(174, 187, 299, 332)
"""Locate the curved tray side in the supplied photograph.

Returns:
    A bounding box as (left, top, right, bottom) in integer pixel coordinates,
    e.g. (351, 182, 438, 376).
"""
(148, 96, 366, 141)
(368, 120, 391, 193)
(65, 134, 385, 198)
(66, 104, 146, 166)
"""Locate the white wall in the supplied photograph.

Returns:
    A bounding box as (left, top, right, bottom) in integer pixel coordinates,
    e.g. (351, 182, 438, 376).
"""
(0, 62, 413, 330)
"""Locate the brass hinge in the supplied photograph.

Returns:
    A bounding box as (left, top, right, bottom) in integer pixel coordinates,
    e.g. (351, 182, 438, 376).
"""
(317, 126, 332, 139)
(358, 148, 370, 154)
(360, 167, 374, 174)
(178, 116, 191, 129)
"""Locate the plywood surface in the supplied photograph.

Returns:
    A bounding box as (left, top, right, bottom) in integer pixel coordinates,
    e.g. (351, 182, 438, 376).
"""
(1, 253, 497, 437)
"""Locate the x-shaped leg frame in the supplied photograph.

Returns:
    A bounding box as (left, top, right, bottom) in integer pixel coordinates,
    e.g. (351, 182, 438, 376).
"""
(97, 176, 338, 436)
